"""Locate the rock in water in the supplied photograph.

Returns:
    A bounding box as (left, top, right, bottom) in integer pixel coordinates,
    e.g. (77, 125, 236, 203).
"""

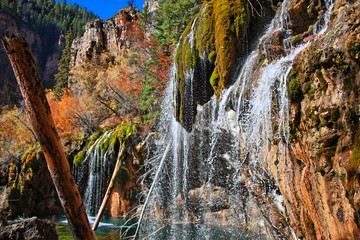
(0, 217, 58, 240)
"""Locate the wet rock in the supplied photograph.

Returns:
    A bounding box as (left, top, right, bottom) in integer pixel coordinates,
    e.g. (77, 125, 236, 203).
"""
(287, 0, 321, 35)
(282, 0, 360, 238)
(188, 185, 231, 212)
(260, 30, 286, 61)
(0, 217, 58, 240)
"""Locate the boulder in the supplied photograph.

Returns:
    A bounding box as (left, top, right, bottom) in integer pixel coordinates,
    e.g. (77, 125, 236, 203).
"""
(0, 217, 58, 240)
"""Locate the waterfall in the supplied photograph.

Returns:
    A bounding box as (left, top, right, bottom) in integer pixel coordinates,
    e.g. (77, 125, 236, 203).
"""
(74, 130, 117, 216)
(138, 0, 336, 238)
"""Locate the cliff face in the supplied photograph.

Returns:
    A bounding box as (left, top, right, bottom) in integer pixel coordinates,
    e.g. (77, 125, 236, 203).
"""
(71, 7, 138, 67)
(143, 0, 159, 21)
(0, 12, 63, 107)
(282, 0, 360, 238)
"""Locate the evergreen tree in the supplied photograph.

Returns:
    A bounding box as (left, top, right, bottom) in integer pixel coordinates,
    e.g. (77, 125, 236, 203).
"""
(154, 0, 203, 45)
(55, 29, 74, 93)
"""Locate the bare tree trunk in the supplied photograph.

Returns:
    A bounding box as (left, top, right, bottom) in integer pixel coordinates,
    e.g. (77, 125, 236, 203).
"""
(1, 34, 95, 240)
(92, 146, 125, 231)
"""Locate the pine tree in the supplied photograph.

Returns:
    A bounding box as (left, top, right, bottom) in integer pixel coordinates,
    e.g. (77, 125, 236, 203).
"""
(154, 0, 203, 45)
(55, 29, 74, 93)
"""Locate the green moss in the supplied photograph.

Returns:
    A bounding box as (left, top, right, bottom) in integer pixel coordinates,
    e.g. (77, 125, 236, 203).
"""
(195, 1, 215, 54)
(99, 135, 110, 154)
(89, 130, 103, 145)
(347, 35, 360, 61)
(315, 69, 328, 92)
(292, 34, 301, 44)
(175, 15, 200, 120)
(175, 0, 250, 109)
(111, 120, 137, 146)
(287, 70, 302, 102)
(341, 64, 350, 74)
(210, 69, 220, 88)
(213, 0, 249, 97)
(348, 128, 360, 188)
(307, 88, 315, 100)
(303, 81, 315, 100)
(208, 50, 217, 63)
(74, 150, 87, 165)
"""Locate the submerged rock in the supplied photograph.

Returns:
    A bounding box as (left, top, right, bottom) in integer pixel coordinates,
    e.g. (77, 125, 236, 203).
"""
(0, 217, 58, 240)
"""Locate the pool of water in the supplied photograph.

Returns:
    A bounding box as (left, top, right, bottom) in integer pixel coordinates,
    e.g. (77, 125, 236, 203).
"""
(51, 216, 135, 240)
(53, 216, 264, 240)
(139, 222, 264, 240)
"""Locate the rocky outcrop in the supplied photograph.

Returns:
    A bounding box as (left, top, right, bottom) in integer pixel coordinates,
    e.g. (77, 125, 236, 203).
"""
(143, 0, 159, 24)
(173, 0, 279, 131)
(174, 0, 250, 131)
(0, 217, 58, 240)
(0, 12, 63, 107)
(71, 7, 139, 66)
(270, 0, 360, 238)
(0, 149, 62, 219)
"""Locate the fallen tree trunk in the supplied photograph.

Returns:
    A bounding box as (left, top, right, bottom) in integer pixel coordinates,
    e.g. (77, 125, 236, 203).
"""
(1, 34, 95, 240)
(92, 145, 125, 231)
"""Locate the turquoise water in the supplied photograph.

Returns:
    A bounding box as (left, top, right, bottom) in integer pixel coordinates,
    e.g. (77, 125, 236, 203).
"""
(139, 222, 264, 240)
(51, 216, 135, 240)
(52, 216, 263, 240)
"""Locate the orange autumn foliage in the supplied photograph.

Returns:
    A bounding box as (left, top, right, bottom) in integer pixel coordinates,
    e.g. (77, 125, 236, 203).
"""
(47, 90, 81, 140)
(0, 105, 36, 159)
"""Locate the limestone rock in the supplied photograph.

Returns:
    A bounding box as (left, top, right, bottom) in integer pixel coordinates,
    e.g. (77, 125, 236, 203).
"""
(143, 0, 159, 26)
(278, 0, 360, 238)
(71, 8, 139, 67)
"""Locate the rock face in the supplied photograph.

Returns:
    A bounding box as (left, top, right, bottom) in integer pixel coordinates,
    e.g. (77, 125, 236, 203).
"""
(174, 0, 250, 131)
(143, 0, 159, 24)
(280, 0, 360, 238)
(0, 217, 58, 240)
(71, 7, 139, 66)
(0, 150, 62, 219)
(108, 133, 144, 217)
(0, 12, 63, 107)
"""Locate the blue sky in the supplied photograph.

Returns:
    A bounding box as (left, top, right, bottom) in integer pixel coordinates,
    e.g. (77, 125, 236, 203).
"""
(63, 0, 145, 20)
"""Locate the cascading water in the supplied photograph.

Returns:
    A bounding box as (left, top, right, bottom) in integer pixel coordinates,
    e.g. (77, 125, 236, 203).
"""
(74, 130, 117, 216)
(137, 0, 335, 239)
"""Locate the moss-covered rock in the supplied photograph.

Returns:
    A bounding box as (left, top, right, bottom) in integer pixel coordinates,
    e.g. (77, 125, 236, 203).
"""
(175, 0, 249, 131)
(1, 149, 62, 219)
(287, 70, 303, 102)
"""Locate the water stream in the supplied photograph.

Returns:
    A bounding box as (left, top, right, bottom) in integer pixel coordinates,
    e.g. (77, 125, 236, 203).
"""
(137, 0, 335, 239)
(74, 130, 118, 216)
